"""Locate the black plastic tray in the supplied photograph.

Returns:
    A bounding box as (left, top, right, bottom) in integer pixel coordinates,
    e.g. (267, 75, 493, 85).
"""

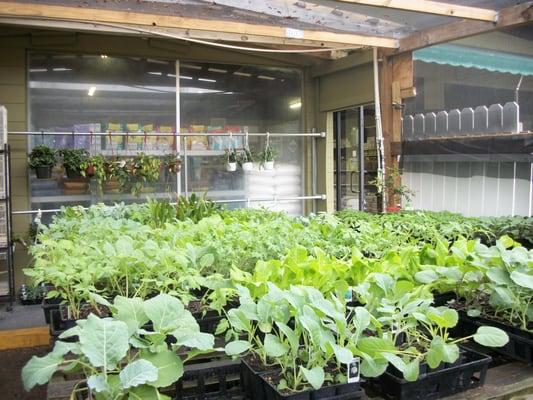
(454, 311, 532, 365)
(175, 358, 244, 399)
(370, 347, 491, 400)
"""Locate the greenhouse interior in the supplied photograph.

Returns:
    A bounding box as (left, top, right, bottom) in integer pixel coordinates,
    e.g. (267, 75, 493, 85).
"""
(0, 0, 532, 399)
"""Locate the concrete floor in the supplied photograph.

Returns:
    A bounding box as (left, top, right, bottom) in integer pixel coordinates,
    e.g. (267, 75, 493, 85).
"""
(0, 303, 45, 330)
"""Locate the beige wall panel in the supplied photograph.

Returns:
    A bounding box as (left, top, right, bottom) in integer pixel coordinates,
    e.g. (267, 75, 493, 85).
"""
(319, 63, 374, 112)
(0, 66, 25, 85)
(0, 85, 25, 104)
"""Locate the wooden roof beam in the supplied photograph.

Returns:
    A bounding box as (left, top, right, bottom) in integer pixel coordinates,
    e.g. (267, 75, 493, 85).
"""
(398, 1, 533, 53)
(334, 0, 498, 21)
(0, 1, 399, 48)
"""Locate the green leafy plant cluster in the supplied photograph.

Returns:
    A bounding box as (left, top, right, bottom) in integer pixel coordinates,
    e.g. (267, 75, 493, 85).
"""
(22, 294, 215, 399)
(28, 145, 57, 169)
(59, 148, 90, 176)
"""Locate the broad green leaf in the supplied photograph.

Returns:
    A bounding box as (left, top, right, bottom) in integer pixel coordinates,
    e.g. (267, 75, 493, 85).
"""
(467, 308, 481, 317)
(473, 326, 509, 347)
(381, 353, 406, 372)
(276, 322, 299, 354)
(51, 340, 80, 357)
(21, 353, 63, 391)
(79, 314, 129, 370)
(359, 353, 388, 378)
(87, 375, 109, 393)
(141, 349, 184, 387)
(300, 366, 325, 390)
(174, 332, 214, 351)
(510, 270, 533, 290)
(119, 359, 158, 389)
(144, 294, 187, 333)
(331, 343, 353, 364)
(114, 296, 149, 335)
(128, 385, 170, 400)
(264, 334, 289, 358)
(427, 307, 458, 328)
(352, 307, 371, 332)
(414, 270, 439, 284)
(90, 293, 113, 308)
(357, 337, 395, 357)
(403, 359, 420, 382)
(486, 268, 512, 285)
(214, 318, 229, 336)
(224, 340, 252, 356)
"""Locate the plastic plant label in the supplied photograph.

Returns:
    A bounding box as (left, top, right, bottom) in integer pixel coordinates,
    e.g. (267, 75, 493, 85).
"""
(285, 28, 304, 39)
(344, 287, 353, 302)
(347, 357, 360, 383)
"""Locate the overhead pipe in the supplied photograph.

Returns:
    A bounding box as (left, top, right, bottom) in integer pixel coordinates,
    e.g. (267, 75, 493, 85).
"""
(373, 47, 386, 212)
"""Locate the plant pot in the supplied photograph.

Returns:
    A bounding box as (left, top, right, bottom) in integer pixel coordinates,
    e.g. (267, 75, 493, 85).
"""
(454, 310, 533, 364)
(242, 162, 254, 171)
(241, 357, 270, 399)
(66, 168, 82, 179)
(226, 162, 237, 172)
(369, 347, 491, 400)
(35, 166, 53, 179)
(104, 179, 121, 192)
(140, 185, 156, 193)
(42, 297, 62, 325)
(386, 205, 401, 213)
(264, 161, 275, 170)
(63, 179, 89, 194)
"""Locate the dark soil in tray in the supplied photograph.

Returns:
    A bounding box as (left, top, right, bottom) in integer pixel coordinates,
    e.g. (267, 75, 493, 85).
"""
(60, 303, 110, 321)
(0, 346, 50, 400)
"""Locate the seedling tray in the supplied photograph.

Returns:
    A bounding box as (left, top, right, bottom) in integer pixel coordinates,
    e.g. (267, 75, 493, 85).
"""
(42, 297, 62, 324)
(454, 311, 533, 364)
(261, 372, 364, 400)
(371, 347, 491, 400)
(175, 358, 244, 399)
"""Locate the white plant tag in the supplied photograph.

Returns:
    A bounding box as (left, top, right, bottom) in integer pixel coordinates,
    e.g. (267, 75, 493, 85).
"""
(285, 28, 304, 39)
(347, 357, 360, 383)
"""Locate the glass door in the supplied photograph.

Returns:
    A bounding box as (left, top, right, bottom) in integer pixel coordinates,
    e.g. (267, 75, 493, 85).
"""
(334, 108, 362, 211)
(333, 105, 377, 211)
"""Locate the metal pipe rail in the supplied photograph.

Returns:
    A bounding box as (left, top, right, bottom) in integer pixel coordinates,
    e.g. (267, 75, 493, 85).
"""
(8, 131, 326, 138)
(11, 194, 326, 215)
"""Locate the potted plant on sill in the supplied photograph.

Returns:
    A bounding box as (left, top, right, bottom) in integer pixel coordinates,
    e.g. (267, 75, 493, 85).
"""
(224, 148, 238, 172)
(260, 144, 277, 170)
(224, 284, 364, 400)
(59, 148, 90, 179)
(22, 294, 216, 400)
(127, 153, 161, 196)
(28, 145, 57, 179)
(239, 148, 255, 172)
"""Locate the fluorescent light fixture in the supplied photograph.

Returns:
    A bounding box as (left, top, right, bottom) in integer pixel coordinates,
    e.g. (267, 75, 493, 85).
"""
(289, 101, 301, 109)
(181, 63, 202, 70)
(30, 81, 175, 94)
(148, 71, 162, 76)
(208, 68, 227, 73)
(29, 68, 47, 73)
(180, 87, 223, 94)
(147, 58, 169, 65)
(233, 71, 251, 77)
(258, 75, 275, 80)
(167, 73, 176, 77)
(88, 86, 96, 96)
(179, 75, 193, 80)
(198, 78, 216, 83)
(52, 68, 72, 72)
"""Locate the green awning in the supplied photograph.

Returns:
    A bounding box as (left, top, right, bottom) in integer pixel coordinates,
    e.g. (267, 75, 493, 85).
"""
(413, 44, 533, 76)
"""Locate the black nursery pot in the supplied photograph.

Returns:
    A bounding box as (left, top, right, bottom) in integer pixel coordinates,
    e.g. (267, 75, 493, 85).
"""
(35, 165, 53, 179)
(240, 357, 270, 400)
(371, 347, 491, 400)
(65, 167, 82, 179)
(42, 297, 62, 324)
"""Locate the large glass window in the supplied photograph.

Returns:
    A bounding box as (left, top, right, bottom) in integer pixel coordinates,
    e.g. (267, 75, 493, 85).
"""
(27, 53, 304, 214)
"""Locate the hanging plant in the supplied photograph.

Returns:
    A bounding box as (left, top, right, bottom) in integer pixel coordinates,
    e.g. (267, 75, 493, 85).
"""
(260, 144, 277, 170)
(59, 148, 90, 179)
(224, 148, 238, 172)
(127, 153, 161, 196)
(238, 148, 255, 171)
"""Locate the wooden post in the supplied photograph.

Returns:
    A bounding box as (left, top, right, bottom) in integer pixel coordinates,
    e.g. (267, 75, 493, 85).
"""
(379, 50, 414, 208)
